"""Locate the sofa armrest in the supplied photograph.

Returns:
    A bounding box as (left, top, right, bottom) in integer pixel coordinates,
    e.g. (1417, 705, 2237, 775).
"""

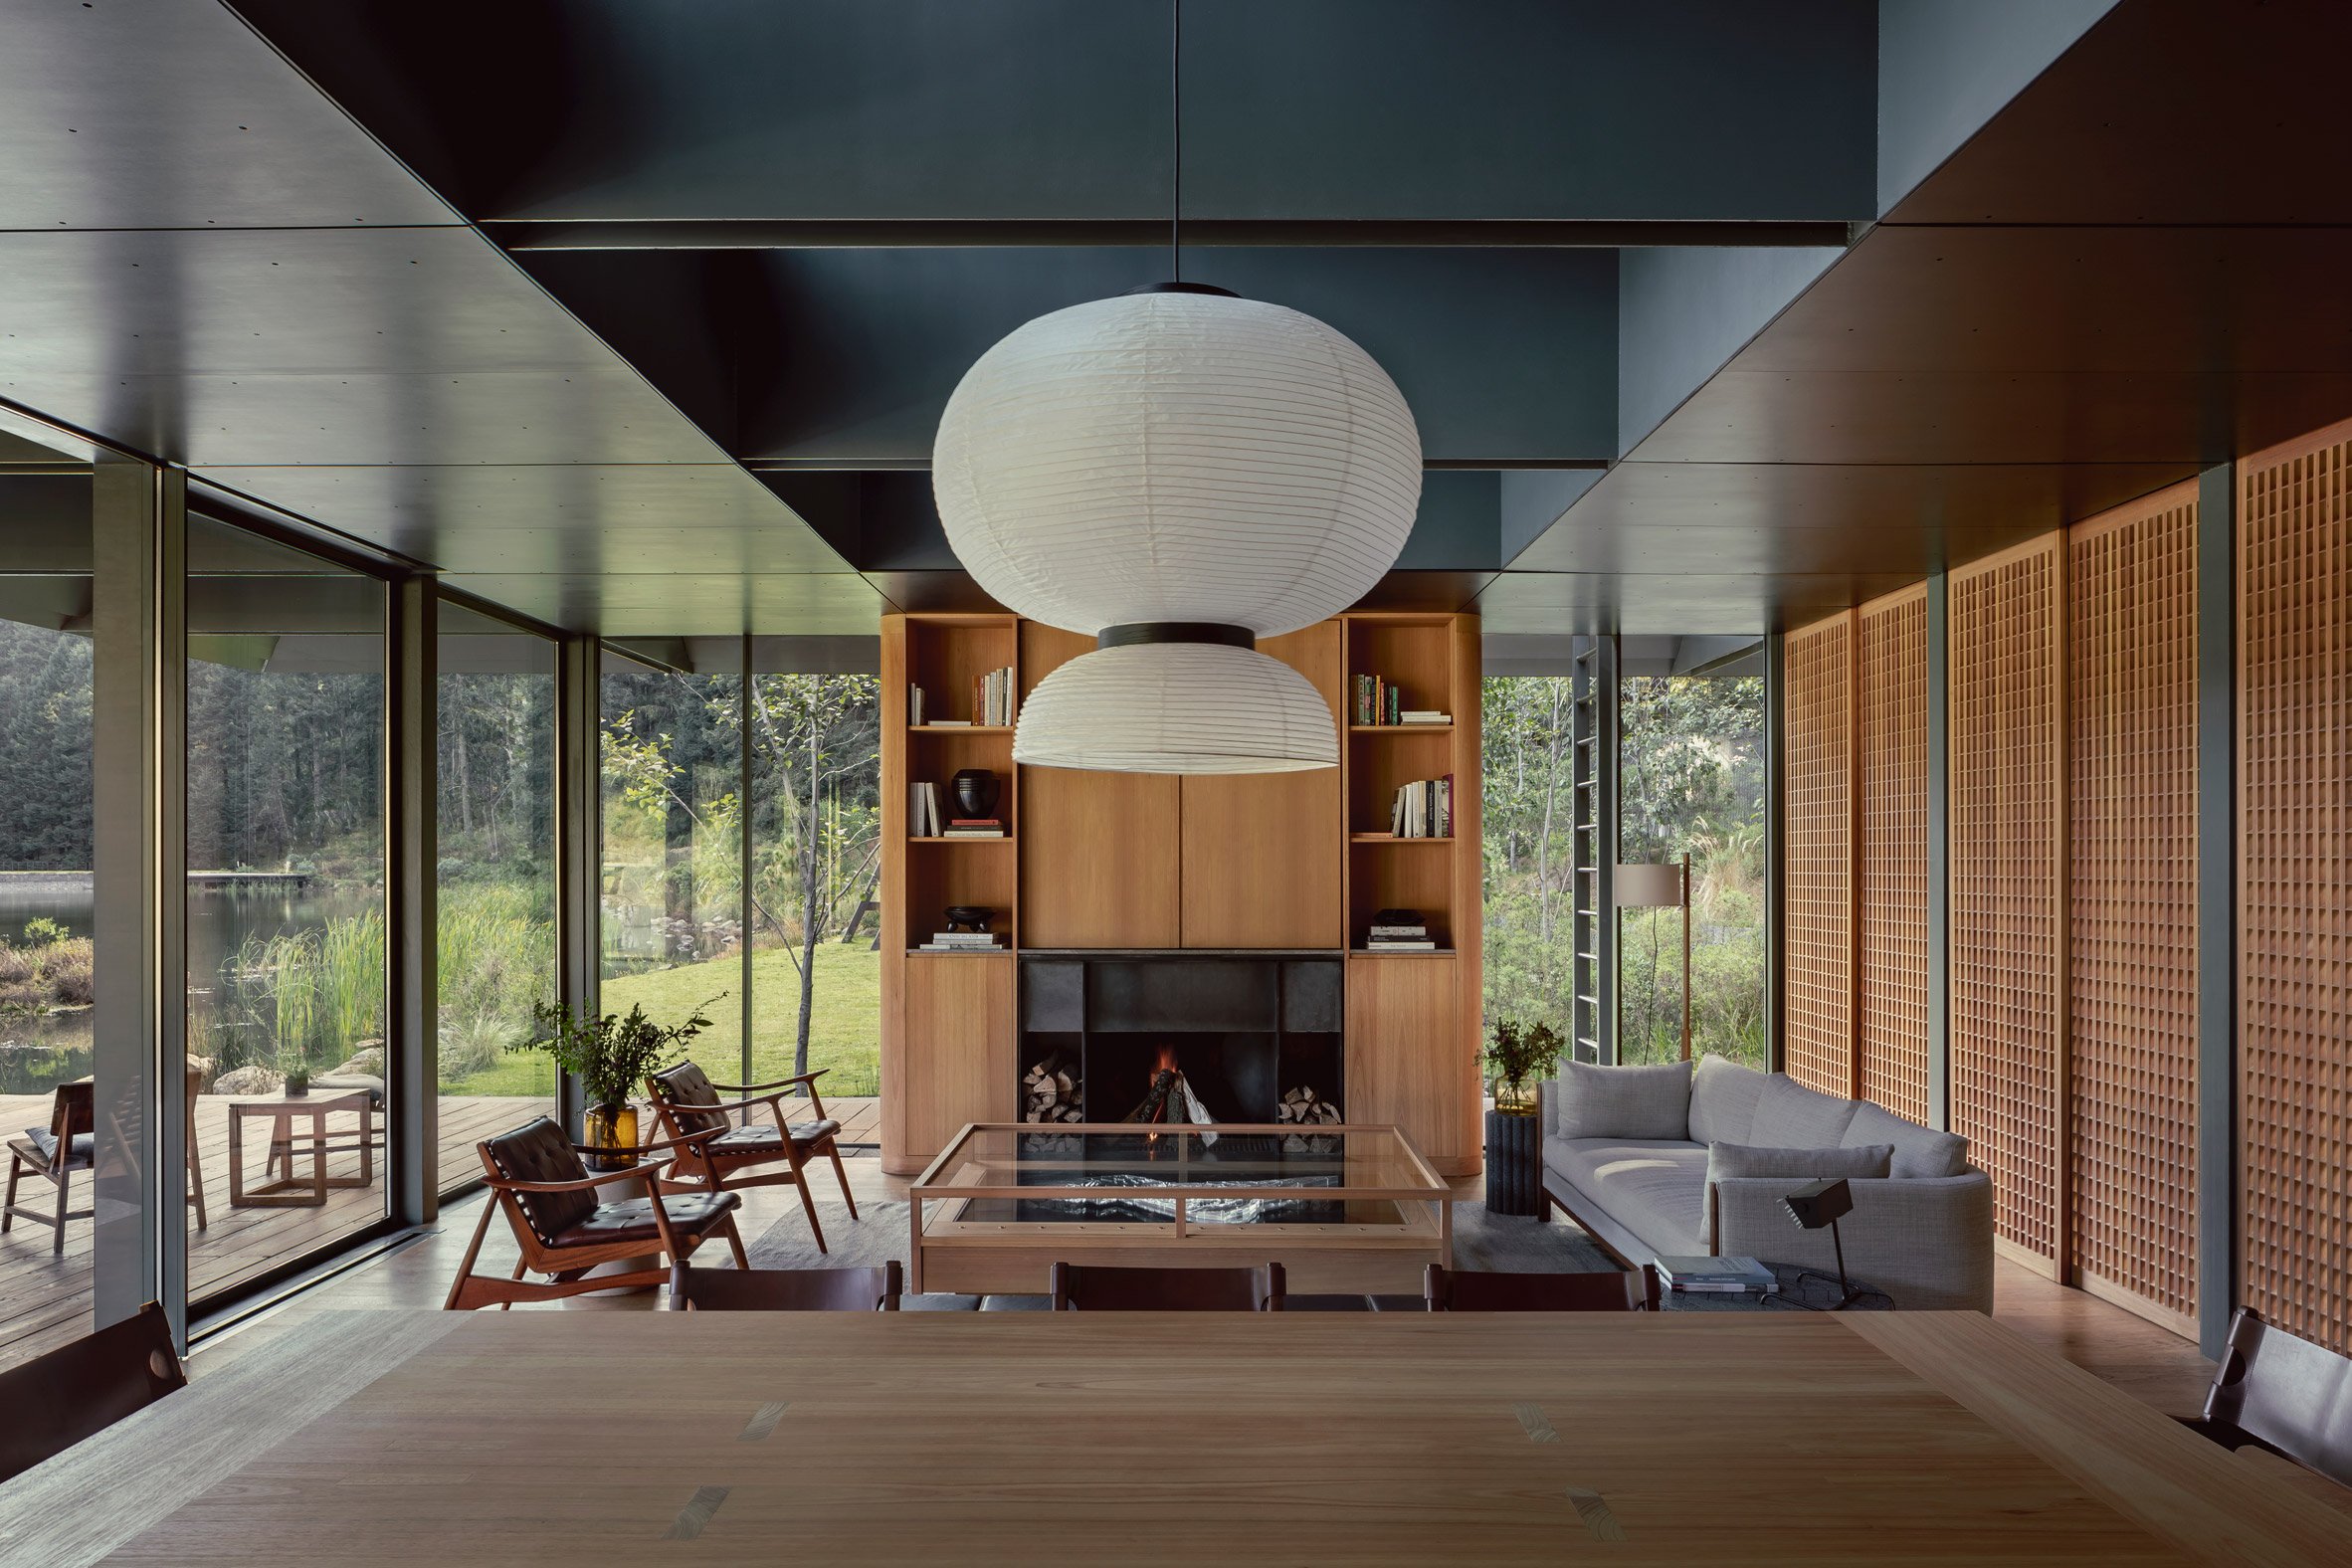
(1709, 1170, 1994, 1313)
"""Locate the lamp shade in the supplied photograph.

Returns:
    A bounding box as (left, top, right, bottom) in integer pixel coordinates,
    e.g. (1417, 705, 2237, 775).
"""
(1615, 863, 1687, 908)
(1012, 642, 1337, 774)
(932, 288, 1422, 638)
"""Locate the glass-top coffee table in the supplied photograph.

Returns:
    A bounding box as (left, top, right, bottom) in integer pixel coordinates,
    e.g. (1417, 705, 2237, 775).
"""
(907, 1123, 1453, 1296)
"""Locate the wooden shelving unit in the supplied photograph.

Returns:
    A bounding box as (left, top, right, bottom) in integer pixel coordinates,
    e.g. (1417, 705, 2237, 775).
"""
(879, 608, 1482, 1178)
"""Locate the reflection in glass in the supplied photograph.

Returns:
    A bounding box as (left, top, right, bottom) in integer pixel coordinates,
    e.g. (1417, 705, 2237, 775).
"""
(434, 603, 557, 1191)
(0, 429, 98, 1371)
(184, 515, 387, 1303)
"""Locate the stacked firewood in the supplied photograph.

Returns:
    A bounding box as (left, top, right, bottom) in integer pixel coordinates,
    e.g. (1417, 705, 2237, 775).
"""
(1023, 1058, 1082, 1123)
(1277, 1085, 1342, 1152)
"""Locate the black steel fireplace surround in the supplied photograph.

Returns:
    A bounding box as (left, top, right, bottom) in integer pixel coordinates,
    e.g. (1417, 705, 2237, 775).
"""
(1018, 951, 1344, 1127)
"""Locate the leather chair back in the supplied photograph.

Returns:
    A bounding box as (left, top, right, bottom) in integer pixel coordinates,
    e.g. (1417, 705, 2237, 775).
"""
(650, 1061, 729, 1135)
(2202, 1308, 2352, 1485)
(677, 1262, 902, 1311)
(1426, 1264, 1660, 1311)
(1050, 1261, 1283, 1311)
(0, 1301, 185, 1483)
(480, 1117, 595, 1244)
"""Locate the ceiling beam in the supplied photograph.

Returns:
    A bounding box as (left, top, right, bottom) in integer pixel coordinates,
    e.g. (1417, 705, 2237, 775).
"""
(490, 219, 1857, 253)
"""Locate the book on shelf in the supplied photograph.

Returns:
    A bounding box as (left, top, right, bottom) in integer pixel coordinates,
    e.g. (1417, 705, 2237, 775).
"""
(1400, 709, 1451, 725)
(908, 781, 945, 837)
(971, 665, 1017, 727)
(1656, 1256, 1777, 1294)
(1386, 773, 1455, 838)
(1364, 938, 1439, 951)
(908, 683, 925, 725)
(917, 938, 1004, 952)
(941, 827, 1004, 839)
(923, 718, 971, 727)
(1367, 924, 1427, 937)
(1351, 673, 1410, 726)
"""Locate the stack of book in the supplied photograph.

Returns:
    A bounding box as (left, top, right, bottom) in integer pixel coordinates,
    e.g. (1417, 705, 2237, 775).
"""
(1656, 1256, 1778, 1297)
(1364, 911, 1436, 952)
(1353, 674, 1453, 727)
(907, 683, 927, 725)
(912, 782, 1006, 838)
(916, 929, 1004, 953)
(1388, 775, 1455, 838)
(944, 815, 1004, 839)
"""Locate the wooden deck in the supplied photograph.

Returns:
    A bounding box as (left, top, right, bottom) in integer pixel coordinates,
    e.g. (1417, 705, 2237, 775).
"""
(0, 1090, 879, 1372)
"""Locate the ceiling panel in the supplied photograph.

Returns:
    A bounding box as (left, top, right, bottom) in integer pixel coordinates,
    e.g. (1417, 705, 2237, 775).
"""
(194, 465, 847, 573)
(0, 0, 454, 228)
(438, 572, 887, 639)
(1473, 570, 1922, 635)
(1507, 459, 2189, 570)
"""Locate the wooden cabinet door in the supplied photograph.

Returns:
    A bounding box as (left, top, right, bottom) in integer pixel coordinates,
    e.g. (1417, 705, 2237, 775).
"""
(1179, 622, 1344, 947)
(1345, 954, 1478, 1175)
(1015, 624, 1180, 947)
(884, 953, 1016, 1175)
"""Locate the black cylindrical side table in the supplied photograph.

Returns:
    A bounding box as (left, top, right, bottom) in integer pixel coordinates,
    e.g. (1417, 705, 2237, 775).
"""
(1484, 1108, 1544, 1217)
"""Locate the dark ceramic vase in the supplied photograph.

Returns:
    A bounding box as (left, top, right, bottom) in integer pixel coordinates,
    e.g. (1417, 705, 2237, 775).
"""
(950, 767, 1000, 819)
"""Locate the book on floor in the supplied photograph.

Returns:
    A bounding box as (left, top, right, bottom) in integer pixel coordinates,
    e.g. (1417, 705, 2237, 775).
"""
(1656, 1256, 1777, 1293)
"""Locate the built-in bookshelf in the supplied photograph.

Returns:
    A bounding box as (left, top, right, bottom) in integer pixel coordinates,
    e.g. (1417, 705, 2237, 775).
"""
(886, 613, 1022, 954)
(1342, 612, 1476, 957)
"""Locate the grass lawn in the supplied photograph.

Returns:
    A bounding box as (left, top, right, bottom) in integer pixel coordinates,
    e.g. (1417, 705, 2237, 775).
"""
(441, 940, 882, 1097)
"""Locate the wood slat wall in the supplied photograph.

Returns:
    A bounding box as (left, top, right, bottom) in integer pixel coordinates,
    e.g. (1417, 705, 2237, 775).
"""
(1782, 612, 1856, 1096)
(2239, 420, 2352, 1356)
(2066, 484, 2200, 1331)
(1948, 536, 2068, 1268)
(1857, 584, 1932, 1122)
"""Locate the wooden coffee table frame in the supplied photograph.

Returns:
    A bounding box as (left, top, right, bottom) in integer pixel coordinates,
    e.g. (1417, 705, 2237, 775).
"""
(907, 1122, 1453, 1296)
(227, 1091, 375, 1209)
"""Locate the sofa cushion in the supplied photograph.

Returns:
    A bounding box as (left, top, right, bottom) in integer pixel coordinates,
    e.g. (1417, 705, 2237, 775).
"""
(1749, 1075, 1862, 1148)
(1700, 1141, 1893, 1244)
(1544, 1136, 1708, 1257)
(1551, 1059, 1692, 1141)
(1843, 1101, 1970, 1178)
(1688, 1055, 1769, 1146)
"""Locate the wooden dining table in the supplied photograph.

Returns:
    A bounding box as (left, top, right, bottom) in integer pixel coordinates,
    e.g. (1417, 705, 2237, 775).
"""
(25, 1308, 2352, 1565)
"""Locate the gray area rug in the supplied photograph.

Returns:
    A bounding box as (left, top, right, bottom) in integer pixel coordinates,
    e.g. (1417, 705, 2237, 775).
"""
(740, 1188, 1617, 1310)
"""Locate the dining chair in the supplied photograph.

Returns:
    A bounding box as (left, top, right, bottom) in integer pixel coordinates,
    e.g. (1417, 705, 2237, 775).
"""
(1049, 1261, 1285, 1311)
(4, 1080, 94, 1254)
(0, 1301, 185, 1484)
(2179, 1307, 2352, 1488)
(1424, 1263, 1661, 1311)
(673, 1260, 903, 1311)
(443, 1116, 748, 1310)
(645, 1060, 856, 1253)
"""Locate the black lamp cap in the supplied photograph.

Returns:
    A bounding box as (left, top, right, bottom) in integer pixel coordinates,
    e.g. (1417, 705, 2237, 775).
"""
(1123, 281, 1240, 297)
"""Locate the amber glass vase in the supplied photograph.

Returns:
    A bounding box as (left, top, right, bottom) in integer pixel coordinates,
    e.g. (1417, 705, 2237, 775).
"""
(582, 1103, 639, 1171)
(1493, 1078, 1539, 1116)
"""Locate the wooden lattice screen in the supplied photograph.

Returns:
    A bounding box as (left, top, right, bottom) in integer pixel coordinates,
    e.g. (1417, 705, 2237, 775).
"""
(1782, 612, 1856, 1097)
(1856, 585, 1931, 1123)
(1948, 536, 2067, 1266)
(2240, 421, 2352, 1355)
(2066, 484, 2199, 1329)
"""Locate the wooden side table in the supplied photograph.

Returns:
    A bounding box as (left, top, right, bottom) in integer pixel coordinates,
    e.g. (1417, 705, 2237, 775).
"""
(227, 1091, 374, 1208)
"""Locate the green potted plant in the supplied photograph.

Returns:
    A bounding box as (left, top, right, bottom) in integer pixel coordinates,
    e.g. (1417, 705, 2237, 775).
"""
(278, 1037, 312, 1098)
(511, 995, 723, 1168)
(1486, 1017, 1564, 1116)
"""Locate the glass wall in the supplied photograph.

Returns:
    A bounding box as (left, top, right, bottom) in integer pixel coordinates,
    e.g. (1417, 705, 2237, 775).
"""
(0, 429, 98, 1372)
(184, 515, 388, 1302)
(747, 666, 882, 1095)
(1617, 669, 1767, 1067)
(433, 602, 558, 1190)
(1479, 676, 1582, 1046)
(599, 650, 744, 1072)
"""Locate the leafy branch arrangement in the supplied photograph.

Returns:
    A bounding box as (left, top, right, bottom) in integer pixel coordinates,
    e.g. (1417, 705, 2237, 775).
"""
(1485, 1017, 1565, 1113)
(511, 994, 725, 1112)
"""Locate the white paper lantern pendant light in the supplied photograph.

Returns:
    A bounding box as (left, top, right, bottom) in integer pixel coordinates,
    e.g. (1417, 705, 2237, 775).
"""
(931, 23, 1424, 773)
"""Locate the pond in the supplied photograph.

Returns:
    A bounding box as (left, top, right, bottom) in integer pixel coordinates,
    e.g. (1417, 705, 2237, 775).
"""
(0, 875, 383, 1093)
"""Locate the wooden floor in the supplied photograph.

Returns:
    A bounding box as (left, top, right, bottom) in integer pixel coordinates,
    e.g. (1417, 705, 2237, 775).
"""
(0, 1092, 880, 1372)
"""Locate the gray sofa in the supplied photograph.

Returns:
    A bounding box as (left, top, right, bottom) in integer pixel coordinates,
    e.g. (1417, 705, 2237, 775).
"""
(1537, 1055, 1995, 1311)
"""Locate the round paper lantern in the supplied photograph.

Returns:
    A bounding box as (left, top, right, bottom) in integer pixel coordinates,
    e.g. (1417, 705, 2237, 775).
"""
(932, 285, 1421, 640)
(1012, 642, 1337, 774)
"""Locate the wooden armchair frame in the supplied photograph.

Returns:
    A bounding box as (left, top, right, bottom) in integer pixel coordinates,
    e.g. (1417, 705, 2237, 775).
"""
(443, 1125, 748, 1311)
(646, 1064, 858, 1253)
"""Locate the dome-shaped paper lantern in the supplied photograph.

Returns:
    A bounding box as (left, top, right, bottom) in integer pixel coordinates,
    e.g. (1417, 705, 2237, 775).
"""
(1012, 642, 1337, 774)
(933, 287, 1422, 639)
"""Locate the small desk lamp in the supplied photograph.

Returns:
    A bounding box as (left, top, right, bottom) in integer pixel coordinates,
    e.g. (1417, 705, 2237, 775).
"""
(1783, 1176, 1863, 1310)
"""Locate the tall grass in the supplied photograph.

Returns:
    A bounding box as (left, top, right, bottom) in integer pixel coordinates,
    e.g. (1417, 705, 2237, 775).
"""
(211, 910, 386, 1075)
(437, 881, 555, 1082)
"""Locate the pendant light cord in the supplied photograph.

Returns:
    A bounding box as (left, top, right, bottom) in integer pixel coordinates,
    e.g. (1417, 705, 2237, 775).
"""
(1170, 0, 1181, 282)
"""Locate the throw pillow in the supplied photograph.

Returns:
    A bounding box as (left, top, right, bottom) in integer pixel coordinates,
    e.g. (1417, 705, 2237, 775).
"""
(1552, 1058, 1692, 1141)
(1688, 1054, 1770, 1145)
(1700, 1141, 1893, 1238)
(1844, 1100, 1971, 1178)
(1749, 1074, 1862, 1147)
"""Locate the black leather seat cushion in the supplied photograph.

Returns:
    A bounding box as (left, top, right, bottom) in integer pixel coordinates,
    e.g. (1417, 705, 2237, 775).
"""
(710, 1119, 840, 1156)
(19, 1127, 95, 1170)
(549, 1190, 740, 1248)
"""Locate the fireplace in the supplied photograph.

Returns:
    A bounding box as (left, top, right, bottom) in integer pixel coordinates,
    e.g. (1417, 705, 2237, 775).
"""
(1018, 952, 1344, 1132)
